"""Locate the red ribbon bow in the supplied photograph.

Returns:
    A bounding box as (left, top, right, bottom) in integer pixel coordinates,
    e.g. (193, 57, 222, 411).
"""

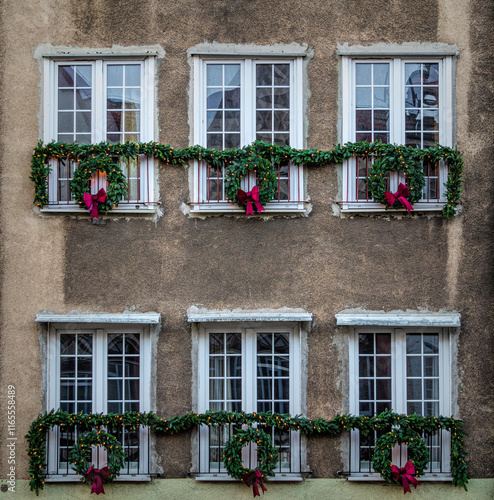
(391, 460, 421, 494)
(383, 183, 414, 213)
(237, 186, 266, 215)
(83, 189, 107, 219)
(85, 466, 109, 495)
(242, 469, 267, 497)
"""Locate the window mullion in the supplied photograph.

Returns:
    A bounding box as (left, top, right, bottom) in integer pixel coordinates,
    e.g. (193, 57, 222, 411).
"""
(94, 60, 104, 143)
(244, 328, 256, 412)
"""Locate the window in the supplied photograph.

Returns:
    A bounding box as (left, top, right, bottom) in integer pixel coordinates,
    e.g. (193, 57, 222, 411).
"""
(42, 56, 156, 212)
(190, 55, 305, 213)
(44, 320, 154, 479)
(348, 327, 452, 477)
(196, 323, 302, 477)
(340, 55, 454, 212)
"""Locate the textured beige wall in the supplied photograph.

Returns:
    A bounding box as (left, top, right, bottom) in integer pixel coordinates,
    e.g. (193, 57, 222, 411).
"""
(0, 0, 493, 486)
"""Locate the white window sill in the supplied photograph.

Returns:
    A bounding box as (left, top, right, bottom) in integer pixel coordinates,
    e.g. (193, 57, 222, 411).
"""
(40, 205, 159, 215)
(339, 202, 445, 214)
(347, 473, 452, 482)
(44, 474, 153, 482)
(195, 473, 303, 482)
(189, 201, 307, 214)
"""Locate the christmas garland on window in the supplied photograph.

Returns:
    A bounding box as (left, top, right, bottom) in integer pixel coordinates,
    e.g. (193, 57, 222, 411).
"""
(30, 140, 463, 217)
(26, 409, 468, 495)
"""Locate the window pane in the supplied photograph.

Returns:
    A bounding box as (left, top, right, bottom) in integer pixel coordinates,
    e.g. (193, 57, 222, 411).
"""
(256, 64, 272, 86)
(108, 357, 123, 377)
(125, 357, 140, 377)
(58, 89, 74, 110)
(226, 333, 241, 354)
(224, 65, 240, 86)
(274, 357, 289, 376)
(274, 88, 290, 109)
(425, 379, 439, 400)
(407, 379, 422, 400)
(209, 379, 224, 400)
(406, 334, 421, 354)
(359, 379, 374, 400)
(375, 379, 391, 400)
(257, 333, 272, 353)
(356, 64, 371, 85)
(107, 65, 123, 86)
(257, 378, 272, 400)
(376, 334, 390, 354)
(108, 334, 123, 354)
(274, 333, 289, 354)
(257, 356, 272, 377)
(77, 357, 92, 377)
(375, 356, 391, 377)
(125, 65, 141, 86)
(407, 356, 422, 377)
(274, 378, 289, 400)
(359, 356, 374, 377)
(76, 66, 92, 87)
(207, 64, 223, 86)
(424, 356, 439, 377)
(359, 334, 373, 354)
(274, 64, 289, 86)
(125, 379, 140, 400)
(108, 379, 122, 400)
(60, 357, 75, 377)
(60, 335, 76, 355)
(423, 335, 439, 353)
(227, 356, 241, 377)
(209, 356, 224, 377)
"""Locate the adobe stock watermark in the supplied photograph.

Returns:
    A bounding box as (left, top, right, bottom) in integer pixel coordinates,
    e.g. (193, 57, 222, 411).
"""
(5, 385, 16, 493)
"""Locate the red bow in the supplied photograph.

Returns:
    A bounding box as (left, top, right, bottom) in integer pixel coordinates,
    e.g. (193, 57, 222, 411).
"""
(237, 186, 266, 215)
(242, 469, 267, 497)
(391, 460, 421, 494)
(83, 189, 107, 219)
(85, 466, 109, 495)
(384, 183, 414, 213)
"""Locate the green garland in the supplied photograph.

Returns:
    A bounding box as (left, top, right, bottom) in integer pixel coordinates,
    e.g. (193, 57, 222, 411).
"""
(222, 427, 278, 480)
(69, 430, 126, 481)
(366, 154, 425, 208)
(30, 140, 463, 217)
(26, 409, 468, 495)
(372, 429, 430, 483)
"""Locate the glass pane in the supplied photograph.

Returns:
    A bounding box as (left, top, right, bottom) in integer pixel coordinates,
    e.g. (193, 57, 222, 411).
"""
(273, 88, 289, 109)
(406, 87, 421, 108)
(224, 65, 240, 86)
(406, 334, 421, 354)
(424, 356, 439, 377)
(274, 401, 289, 413)
(423, 335, 439, 353)
(60, 357, 75, 377)
(356, 64, 371, 85)
(359, 379, 374, 400)
(256, 65, 272, 86)
(376, 379, 391, 400)
(274, 110, 289, 131)
(58, 112, 73, 133)
(424, 64, 439, 84)
(75, 66, 91, 88)
(209, 357, 224, 377)
(376, 356, 391, 377)
(257, 356, 272, 377)
(374, 110, 389, 131)
(359, 402, 373, 416)
(406, 110, 421, 130)
(258, 401, 272, 413)
(423, 133, 438, 148)
(407, 356, 422, 377)
(108, 379, 122, 400)
(356, 87, 371, 108)
(107, 111, 122, 132)
(405, 64, 421, 85)
(423, 87, 439, 107)
(227, 356, 241, 377)
(108, 402, 122, 413)
(124, 334, 139, 354)
(76, 112, 91, 133)
(274, 378, 289, 400)
(374, 133, 389, 143)
(77, 380, 92, 401)
(425, 379, 439, 400)
(77, 357, 92, 378)
(274, 357, 289, 376)
(77, 402, 92, 414)
(258, 378, 272, 400)
(224, 88, 240, 109)
(376, 401, 391, 414)
(209, 379, 224, 400)
(356, 133, 372, 142)
(108, 357, 123, 377)
(256, 110, 272, 131)
(359, 356, 374, 377)
(125, 111, 140, 132)
(58, 89, 74, 110)
(125, 88, 141, 109)
(376, 334, 390, 354)
(125, 357, 140, 377)
(274, 64, 289, 85)
(273, 133, 289, 145)
(359, 334, 373, 354)
(60, 380, 74, 400)
(107, 88, 123, 109)
(407, 401, 422, 415)
(423, 109, 439, 130)
(407, 379, 422, 400)
(227, 378, 241, 400)
(373, 87, 389, 107)
(207, 133, 222, 149)
(76, 89, 91, 110)
(125, 65, 141, 86)
(107, 65, 123, 86)
(424, 401, 439, 416)
(58, 66, 74, 87)
(274, 333, 289, 354)
(224, 111, 240, 131)
(257, 333, 272, 353)
(356, 110, 371, 130)
(207, 65, 223, 86)
(125, 379, 139, 400)
(256, 88, 272, 108)
(60, 335, 76, 355)
(226, 333, 241, 354)
(108, 334, 123, 354)
(210, 334, 223, 354)
(225, 133, 240, 148)
(373, 64, 389, 85)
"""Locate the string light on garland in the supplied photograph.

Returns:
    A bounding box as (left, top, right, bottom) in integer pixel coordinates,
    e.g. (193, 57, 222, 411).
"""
(30, 140, 464, 217)
(26, 409, 468, 495)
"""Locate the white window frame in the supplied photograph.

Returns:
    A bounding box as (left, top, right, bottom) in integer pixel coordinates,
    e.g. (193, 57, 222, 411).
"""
(195, 321, 304, 480)
(190, 55, 306, 214)
(44, 323, 153, 481)
(348, 326, 452, 480)
(41, 55, 157, 214)
(340, 55, 454, 213)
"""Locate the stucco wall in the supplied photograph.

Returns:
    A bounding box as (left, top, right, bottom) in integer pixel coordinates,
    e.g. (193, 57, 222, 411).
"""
(0, 0, 493, 492)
